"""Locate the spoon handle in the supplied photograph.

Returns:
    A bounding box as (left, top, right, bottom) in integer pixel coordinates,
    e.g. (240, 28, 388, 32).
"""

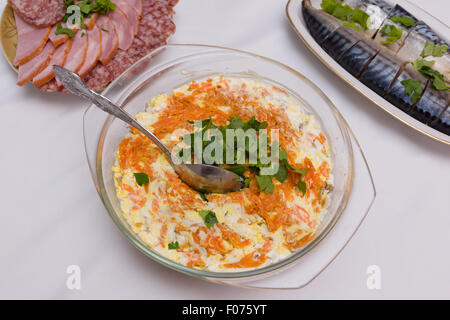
(53, 66, 173, 159)
(90, 91, 173, 158)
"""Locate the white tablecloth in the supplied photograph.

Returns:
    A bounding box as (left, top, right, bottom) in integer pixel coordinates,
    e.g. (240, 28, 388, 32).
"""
(0, 0, 449, 299)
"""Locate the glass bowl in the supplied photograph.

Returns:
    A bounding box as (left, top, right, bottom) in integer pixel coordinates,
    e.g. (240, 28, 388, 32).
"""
(83, 44, 371, 287)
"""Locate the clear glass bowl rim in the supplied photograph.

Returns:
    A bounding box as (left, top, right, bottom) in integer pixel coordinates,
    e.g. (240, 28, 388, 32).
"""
(83, 44, 355, 281)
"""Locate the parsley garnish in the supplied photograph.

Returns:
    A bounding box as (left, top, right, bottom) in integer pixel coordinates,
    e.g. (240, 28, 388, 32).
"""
(297, 181, 307, 196)
(59, 0, 116, 37)
(198, 191, 208, 202)
(351, 8, 370, 30)
(411, 58, 435, 70)
(380, 24, 403, 45)
(420, 41, 448, 58)
(418, 67, 449, 91)
(134, 172, 149, 186)
(180, 116, 311, 195)
(255, 175, 275, 194)
(168, 241, 179, 250)
(411, 59, 449, 91)
(400, 79, 422, 104)
(390, 15, 415, 27)
(321, 0, 370, 30)
(344, 22, 362, 32)
(198, 210, 219, 229)
(101, 28, 109, 32)
(55, 23, 75, 38)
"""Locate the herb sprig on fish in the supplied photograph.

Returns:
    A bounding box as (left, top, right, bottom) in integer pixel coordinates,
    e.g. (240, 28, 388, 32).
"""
(380, 24, 403, 45)
(390, 15, 415, 27)
(321, 0, 371, 30)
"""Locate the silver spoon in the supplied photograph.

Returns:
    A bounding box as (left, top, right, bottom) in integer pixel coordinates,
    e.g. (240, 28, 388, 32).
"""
(53, 66, 243, 194)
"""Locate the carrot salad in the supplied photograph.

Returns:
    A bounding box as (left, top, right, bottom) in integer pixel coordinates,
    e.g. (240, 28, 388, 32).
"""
(113, 77, 333, 271)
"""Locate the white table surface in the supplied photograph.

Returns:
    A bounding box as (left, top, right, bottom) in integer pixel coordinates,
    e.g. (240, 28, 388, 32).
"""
(0, 0, 449, 300)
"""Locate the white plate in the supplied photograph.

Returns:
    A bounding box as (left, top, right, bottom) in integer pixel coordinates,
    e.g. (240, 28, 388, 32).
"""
(286, 0, 450, 145)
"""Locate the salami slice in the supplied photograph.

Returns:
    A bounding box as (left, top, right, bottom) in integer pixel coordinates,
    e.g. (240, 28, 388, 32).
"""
(8, 0, 65, 28)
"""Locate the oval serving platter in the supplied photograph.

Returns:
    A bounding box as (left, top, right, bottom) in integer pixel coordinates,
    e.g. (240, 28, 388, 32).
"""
(286, 0, 450, 145)
(0, 4, 17, 72)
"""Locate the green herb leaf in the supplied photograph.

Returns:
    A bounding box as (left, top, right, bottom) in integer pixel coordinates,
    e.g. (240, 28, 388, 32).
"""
(420, 41, 448, 58)
(380, 24, 403, 45)
(321, 0, 353, 22)
(243, 178, 251, 188)
(247, 116, 268, 130)
(332, 3, 354, 21)
(101, 28, 109, 32)
(228, 116, 246, 129)
(400, 79, 422, 103)
(351, 8, 370, 30)
(293, 167, 310, 177)
(274, 165, 288, 183)
(344, 22, 362, 32)
(320, 0, 339, 14)
(390, 15, 415, 27)
(198, 191, 208, 202)
(413, 65, 449, 91)
(411, 58, 435, 70)
(297, 180, 307, 196)
(198, 210, 219, 229)
(134, 172, 149, 186)
(55, 23, 75, 38)
(168, 241, 179, 250)
(92, 0, 116, 14)
(420, 67, 448, 91)
(255, 175, 274, 194)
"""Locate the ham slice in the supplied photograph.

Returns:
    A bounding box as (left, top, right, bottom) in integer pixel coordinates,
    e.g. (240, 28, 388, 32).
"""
(56, 30, 88, 87)
(78, 26, 102, 77)
(33, 39, 72, 87)
(96, 15, 119, 65)
(126, 0, 143, 16)
(48, 24, 75, 48)
(13, 12, 51, 66)
(114, 0, 139, 35)
(17, 41, 54, 86)
(48, 13, 99, 48)
(109, 7, 134, 50)
(85, 13, 99, 30)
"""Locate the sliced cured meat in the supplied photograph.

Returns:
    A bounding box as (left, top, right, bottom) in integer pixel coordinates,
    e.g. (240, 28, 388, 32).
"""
(83, 63, 113, 91)
(142, 0, 178, 16)
(136, 1, 176, 51)
(8, 0, 65, 28)
(109, 7, 134, 50)
(48, 13, 98, 48)
(17, 41, 54, 86)
(105, 49, 134, 79)
(96, 15, 119, 65)
(49, 23, 76, 48)
(13, 12, 51, 66)
(114, 0, 139, 35)
(56, 30, 88, 86)
(126, 0, 143, 16)
(85, 13, 99, 30)
(33, 39, 72, 87)
(78, 26, 102, 77)
(40, 79, 59, 92)
(41, 0, 179, 93)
